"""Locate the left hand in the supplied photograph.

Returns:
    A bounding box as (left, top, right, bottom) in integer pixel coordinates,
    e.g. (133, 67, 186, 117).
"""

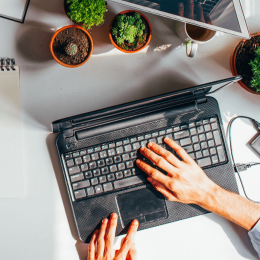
(88, 213, 139, 260)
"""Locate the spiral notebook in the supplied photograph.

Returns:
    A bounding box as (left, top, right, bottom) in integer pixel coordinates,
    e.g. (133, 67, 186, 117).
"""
(0, 58, 24, 198)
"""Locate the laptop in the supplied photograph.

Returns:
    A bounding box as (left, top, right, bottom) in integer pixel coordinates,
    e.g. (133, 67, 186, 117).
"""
(52, 76, 241, 242)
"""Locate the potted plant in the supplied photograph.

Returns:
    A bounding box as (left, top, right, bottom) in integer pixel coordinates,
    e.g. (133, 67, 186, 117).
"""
(109, 10, 152, 53)
(230, 33, 260, 95)
(50, 25, 93, 68)
(64, 0, 107, 30)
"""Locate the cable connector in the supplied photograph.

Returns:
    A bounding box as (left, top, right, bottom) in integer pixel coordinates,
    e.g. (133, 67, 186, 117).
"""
(235, 163, 252, 172)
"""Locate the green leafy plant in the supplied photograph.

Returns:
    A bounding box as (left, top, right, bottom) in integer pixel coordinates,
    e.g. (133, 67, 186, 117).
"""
(66, 0, 106, 30)
(111, 12, 146, 46)
(249, 46, 260, 92)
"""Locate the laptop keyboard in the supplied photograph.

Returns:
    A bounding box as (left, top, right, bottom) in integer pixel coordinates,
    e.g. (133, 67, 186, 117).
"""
(62, 117, 226, 201)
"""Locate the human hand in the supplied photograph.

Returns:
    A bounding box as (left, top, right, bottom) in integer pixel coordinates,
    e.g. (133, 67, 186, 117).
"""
(136, 137, 216, 205)
(178, 0, 211, 24)
(88, 213, 138, 260)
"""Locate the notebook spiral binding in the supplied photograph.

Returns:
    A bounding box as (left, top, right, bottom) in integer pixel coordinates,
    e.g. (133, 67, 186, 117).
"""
(1, 58, 16, 71)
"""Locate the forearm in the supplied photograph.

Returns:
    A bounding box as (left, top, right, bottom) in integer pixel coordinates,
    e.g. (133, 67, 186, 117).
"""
(198, 181, 260, 231)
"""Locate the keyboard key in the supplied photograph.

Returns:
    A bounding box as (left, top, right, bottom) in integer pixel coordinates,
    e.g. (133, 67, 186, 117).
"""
(87, 148, 94, 154)
(208, 140, 215, 147)
(173, 126, 180, 132)
(116, 171, 124, 179)
(114, 175, 146, 189)
(204, 124, 211, 131)
(199, 134, 206, 141)
(132, 168, 140, 175)
(165, 133, 173, 139)
(211, 155, 219, 164)
(74, 189, 86, 199)
(73, 152, 80, 157)
(93, 169, 101, 177)
(138, 136, 144, 141)
(97, 160, 105, 167)
(114, 156, 121, 163)
(99, 151, 107, 158)
(116, 141, 123, 146)
(195, 151, 202, 159)
(130, 151, 137, 159)
(109, 143, 115, 148)
(132, 142, 140, 150)
(108, 149, 116, 156)
(189, 122, 195, 127)
(91, 153, 99, 160)
(203, 119, 209, 124)
(101, 167, 109, 175)
(183, 145, 193, 153)
(83, 155, 91, 163)
(190, 128, 197, 136)
(99, 176, 107, 183)
(85, 171, 93, 179)
(116, 146, 123, 154)
(149, 138, 157, 144)
(180, 124, 188, 130)
(124, 169, 132, 177)
(107, 174, 115, 181)
(157, 136, 164, 144)
(192, 135, 199, 143)
(210, 117, 217, 122)
(102, 145, 108, 150)
(110, 165, 117, 173)
(141, 140, 148, 147)
(118, 163, 126, 171)
(180, 137, 191, 146)
(193, 143, 200, 151)
(80, 150, 87, 156)
(206, 132, 213, 140)
(188, 153, 195, 160)
(152, 132, 158, 137)
(86, 187, 95, 196)
(145, 134, 151, 139)
(123, 139, 130, 145)
(196, 120, 202, 126)
(95, 185, 103, 194)
(126, 160, 134, 168)
(197, 126, 204, 134)
(174, 130, 189, 140)
(201, 141, 208, 149)
(91, 178, 98, 185)
(202, 149, 209, 157)
(65, 154, 72, 159)
(106, 157, 113, 165)
(124, 144, 132, 152)
(81, 164, 88, 171)
(159, 130, 166, 135)
(213, 130, 221, 146)
(71, 173, 84, 183)
(166, 128, 173, 133)
(122, 154, 130, 161)
(103, 182, 113, 192)
(95, 146, 101, 152)
(210, 147, 217, 155)
(68, 166, 80, 175)
(197, 157, 211, 167)
(217, 146, 225, 162)
(72, 180, 90, 190)
(130, 137, 137, 143)
(75, 157, 83, 165)
(89, 162, 97, 169)
(66, 159, 74, 167)
(211, 123, 218, 130)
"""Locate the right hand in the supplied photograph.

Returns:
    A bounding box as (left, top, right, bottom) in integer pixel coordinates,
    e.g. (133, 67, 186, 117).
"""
(136, 138, 216, 206)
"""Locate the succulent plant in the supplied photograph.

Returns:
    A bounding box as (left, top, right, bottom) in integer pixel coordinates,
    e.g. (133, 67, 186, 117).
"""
(65, 43, 78, 56)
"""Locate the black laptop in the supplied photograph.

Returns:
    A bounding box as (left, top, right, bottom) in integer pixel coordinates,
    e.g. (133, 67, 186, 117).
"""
(52, 76, 241, 242)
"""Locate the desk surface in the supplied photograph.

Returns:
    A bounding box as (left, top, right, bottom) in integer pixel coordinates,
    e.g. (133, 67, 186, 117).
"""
(1, 0, 260, 259)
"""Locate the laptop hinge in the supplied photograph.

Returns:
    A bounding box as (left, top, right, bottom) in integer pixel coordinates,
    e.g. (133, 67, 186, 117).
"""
(194, 89, 207, 104)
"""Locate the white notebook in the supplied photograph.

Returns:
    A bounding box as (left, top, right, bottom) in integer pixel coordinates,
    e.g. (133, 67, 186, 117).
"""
(0, 58, 24, 198)
(0, 0, 30, 22)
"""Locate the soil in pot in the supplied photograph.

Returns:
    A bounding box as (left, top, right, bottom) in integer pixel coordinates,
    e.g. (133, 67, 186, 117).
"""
(53, 27, 89, 65)
(236, 35, 260, 91)
(111, 12, 150, 52)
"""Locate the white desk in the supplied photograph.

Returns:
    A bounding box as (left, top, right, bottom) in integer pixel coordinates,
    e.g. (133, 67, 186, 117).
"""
(0, 0, 260, 259)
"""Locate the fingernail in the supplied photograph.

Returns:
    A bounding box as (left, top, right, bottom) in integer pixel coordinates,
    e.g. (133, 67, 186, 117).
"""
(148, 142, 152, 148)
(140, 147, 145, 152)
(136, 159, 140, 164)
(102, 218, 108, 224)
(164, 137, 169, 141)
(111, 213, 117, 219)
(133, 219, 139, 225)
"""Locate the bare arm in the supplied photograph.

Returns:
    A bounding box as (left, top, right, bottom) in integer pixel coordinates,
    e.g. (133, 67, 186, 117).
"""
(136, 138, 260, 231)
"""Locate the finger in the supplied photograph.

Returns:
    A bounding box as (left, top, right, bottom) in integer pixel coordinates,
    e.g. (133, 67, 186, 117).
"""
(88, 230, 99, 260)
(146, 142, 182, 169)
(96, 218, 108, 258)
(195, 3, 205, 22)
(136, 159, 173, 190)
(115, 220, 139, 260)
(147, 177, 178, 201)
(164, 138, 194, 164)
(186, 0, 194, 19)
(126, 244, 137, 260)
(178, 2, 184, 17)
(104, 213, 118, 255)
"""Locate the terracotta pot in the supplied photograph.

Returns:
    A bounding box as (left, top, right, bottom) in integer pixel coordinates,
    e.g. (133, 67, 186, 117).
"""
(109, 10, 152, 53)
(230, 32, 260, 95)
(50, 25, 93, 68)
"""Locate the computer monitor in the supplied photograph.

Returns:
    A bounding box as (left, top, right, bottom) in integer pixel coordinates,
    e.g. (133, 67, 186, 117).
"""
(107, 0, 250, 39)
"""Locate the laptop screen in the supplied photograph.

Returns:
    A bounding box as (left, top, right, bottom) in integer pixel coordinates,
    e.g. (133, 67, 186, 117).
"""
(108, 0, 249, 38)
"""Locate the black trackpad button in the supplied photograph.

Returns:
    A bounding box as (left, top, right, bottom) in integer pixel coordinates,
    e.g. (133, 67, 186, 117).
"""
(116, 187, 168, 227)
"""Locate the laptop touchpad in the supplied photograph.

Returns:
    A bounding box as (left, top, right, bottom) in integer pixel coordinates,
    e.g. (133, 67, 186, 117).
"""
(116, 187, 168, 227)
